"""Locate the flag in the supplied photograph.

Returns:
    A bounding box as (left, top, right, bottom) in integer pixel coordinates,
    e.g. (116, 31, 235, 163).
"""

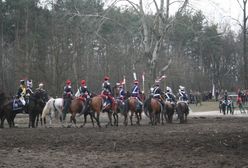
(121, 76, 126, 85)
(142, 72, 145, 81)
(133, 72, 137, 80)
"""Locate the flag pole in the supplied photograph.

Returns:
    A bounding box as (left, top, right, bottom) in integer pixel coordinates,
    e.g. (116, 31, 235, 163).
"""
(142, 72, 145, 93)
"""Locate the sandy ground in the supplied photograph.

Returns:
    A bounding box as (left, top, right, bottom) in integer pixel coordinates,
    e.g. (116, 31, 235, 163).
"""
(0, 110, 248, 168)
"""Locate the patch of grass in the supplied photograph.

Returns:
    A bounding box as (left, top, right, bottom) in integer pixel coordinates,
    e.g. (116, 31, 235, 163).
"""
(189, 101, 219, 112)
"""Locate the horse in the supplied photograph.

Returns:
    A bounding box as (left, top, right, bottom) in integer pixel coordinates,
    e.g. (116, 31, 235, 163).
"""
(27, 90, 49, 128)
(162, 101, 175, 124)
(148, 98, 164, 125)
(89, 95, 117, 127)
(41, 97, 95, 127)
(123, 96, 143, 126)
(29, 90, 49, 128)
(176, 101, 189, 124)
(41, 98, 63, 127)
(0, 91, 8, 127)
(0, 91, 47, 128)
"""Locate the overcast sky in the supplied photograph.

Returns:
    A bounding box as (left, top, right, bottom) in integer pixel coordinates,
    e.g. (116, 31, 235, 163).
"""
(107, 0, 243, 32)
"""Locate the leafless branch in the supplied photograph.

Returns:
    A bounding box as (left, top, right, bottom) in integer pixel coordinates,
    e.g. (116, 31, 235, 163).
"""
(236, 0, 243, 10)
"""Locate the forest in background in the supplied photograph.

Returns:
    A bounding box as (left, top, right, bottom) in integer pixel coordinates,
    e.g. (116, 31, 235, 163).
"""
(0, 0, 245, 96)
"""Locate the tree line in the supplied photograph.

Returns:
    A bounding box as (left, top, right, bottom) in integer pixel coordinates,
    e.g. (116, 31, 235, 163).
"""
(0, 0, 245, 96)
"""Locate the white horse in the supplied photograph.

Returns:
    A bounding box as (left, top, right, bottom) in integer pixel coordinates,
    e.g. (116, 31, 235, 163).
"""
(41, 97, 65, 127)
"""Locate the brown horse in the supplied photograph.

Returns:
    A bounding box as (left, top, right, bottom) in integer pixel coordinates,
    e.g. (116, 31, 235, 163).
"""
(149, 98, 163, 125)
(90, 95, 117, 127)
(68, 98, 84, 126)
(124, 97, 143, 126)
(162, 101, 174, 124)
(176, 101, 189, 123)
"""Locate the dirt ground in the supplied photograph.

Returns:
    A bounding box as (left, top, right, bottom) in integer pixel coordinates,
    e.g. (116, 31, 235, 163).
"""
(0, 112, 248, 168)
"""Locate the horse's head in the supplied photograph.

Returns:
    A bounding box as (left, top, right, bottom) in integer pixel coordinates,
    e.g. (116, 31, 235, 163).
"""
(33, 90, 48, 106)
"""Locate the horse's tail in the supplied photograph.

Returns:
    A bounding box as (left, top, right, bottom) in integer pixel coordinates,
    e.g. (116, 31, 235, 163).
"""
(41, 98, 54, 119)
(143, 98, 151, 117)
(52, 99, 59, 118)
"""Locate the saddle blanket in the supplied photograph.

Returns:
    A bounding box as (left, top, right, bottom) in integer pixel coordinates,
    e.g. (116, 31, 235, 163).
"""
(13, 99, 24, 110)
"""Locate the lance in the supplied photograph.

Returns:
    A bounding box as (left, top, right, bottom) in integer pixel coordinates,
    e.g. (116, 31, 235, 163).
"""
(142, 72, 145, 93)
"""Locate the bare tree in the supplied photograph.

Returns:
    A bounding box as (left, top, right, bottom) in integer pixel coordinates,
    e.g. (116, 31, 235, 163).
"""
(237, 0, 248, 88)
(121, 0, 188, 83)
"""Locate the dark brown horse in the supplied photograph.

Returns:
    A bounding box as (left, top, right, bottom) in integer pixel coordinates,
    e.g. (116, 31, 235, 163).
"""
(162, 101, 174, 124)
(90, 95, 117, 127)
(176, 102, 189, 123)
(0, 91, 46, 128)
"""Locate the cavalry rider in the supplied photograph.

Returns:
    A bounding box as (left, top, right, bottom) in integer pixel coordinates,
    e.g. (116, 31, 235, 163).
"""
(75, 80, 91, 101)
(131, 80, 143, 106)
(36, 83, 45, 92)
(62, 80, 73, 119)
(15, 79, 27, 107)
(165, 86, 176, 103)
(35, 83, 49, 102)
(117, 83, 125, 102)
(26, 79, 33, 95)
(26, 79, 33, 104)
(178, 85, 188, 102)
(75, 80, 92, 114)
(152, 80, 165, 108)
(101, 76, 114, 108)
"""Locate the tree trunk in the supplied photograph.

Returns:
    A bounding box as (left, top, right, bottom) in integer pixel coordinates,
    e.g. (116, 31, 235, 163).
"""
(243, 0, 248, 88)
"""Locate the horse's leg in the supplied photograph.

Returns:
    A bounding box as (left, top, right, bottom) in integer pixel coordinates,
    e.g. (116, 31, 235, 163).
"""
(123, 111, 128, 126)
(96, 112, 101, 127)
(32, 112, 36, 128)
(135, 112, 140, 125)
(107, 111, 113, 127)
(130, 111, 134, 126)
(81, 113, 87, 127)
(71, 113, 77, 128)
(36, 114, 39, 127)
(114, 113, 118, 126)
(89, 113, 95, 127)
(0, 114, 6, 128)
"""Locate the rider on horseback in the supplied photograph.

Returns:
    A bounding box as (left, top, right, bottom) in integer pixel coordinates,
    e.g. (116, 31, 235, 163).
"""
(178, 85, 189, 102)
(117, 83, 125, 102)
(131, 80, 143, 107)
(26, 79, 33, 104)
(76, 80, 91, 101)
(165, 86, 176, 103)
(101, 76, 114, 108)
(26, 79, 33, 95)
(75, 80, 92, 114)
(35, 83, 49, 102)
(14, 80, 27, 109)
(62, 80, 73, 119)
(152, 80, 165, 108)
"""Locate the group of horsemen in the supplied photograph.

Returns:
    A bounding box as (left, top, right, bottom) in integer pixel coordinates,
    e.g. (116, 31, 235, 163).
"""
(15, 76, 189, 114)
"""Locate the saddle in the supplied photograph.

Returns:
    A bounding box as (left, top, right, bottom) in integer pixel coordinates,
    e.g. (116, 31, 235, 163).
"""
(130, 97, 142, 110)
(77, 96, 86, 102)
